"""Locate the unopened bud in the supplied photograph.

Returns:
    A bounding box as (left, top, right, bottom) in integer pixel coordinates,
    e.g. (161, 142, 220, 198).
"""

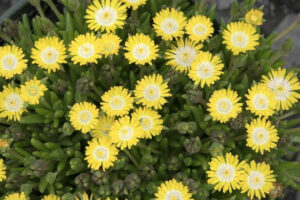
(92, 170, 109, 185)
(269, 182, 284, 199)
(111, 180, 124, 195)
(209, 142, 224, 157)
(167, 156, 181, 171)
(74, 173, 91, 189)
(184, 137, 201, 154)
(125, 172, 141, 191)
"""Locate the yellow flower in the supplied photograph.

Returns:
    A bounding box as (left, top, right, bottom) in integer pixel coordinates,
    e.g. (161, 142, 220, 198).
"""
(246, 118, 279, 154)
(154, 179, 193, 200)
(188, 51, 224, 88)
(75, 192, 102, 200)
(245, 9, 264, 26)
(121, 0, 146, 10)
(246, 84, 276, 117)
(207, 89, 242, 123)
(100, 86, 134, 117)
(241, 161, 276, 200)
(69, 33, 102, 66)
(185, 15, 214, 42)
(132, 107, 163, 139)
(85, 0, 127, 32)
(223, 21, 259, 55)
(0, 139, 9, 149)
(110, 116, 142, 150)
(69, 102, 99, 134)
(0, 45, 27, 79)
(165, 39, 202, 73)
(207, 153, 246, 193)
(99, 33, 121, 57)
(31, 36, 67, 73)
(4, 192, 27, 200)
(92, 115, 115, 140)
(262, 67, 300, 111)
(153, 8, 187, 41)
(134, 74, 171, 110)
(0, 85, 25, 121)
(0, 158, 6, 182)
(20, 77, 47, 105)
(124, 33, 159, 65)
(85, 138, 118, 170)
(41, 194, 61, 200)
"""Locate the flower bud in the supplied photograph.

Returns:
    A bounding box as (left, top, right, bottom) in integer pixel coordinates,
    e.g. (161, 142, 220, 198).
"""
(184, 137, 201, 154)
(52, 79, 68, 95)
(167, 156, 181, 171)
(111, 180, 124, 195)
(209, 142, 224, 157)
(70, 158, 85, 171)
(139, 166, 157, 180)
(2, 19, 18, 38)
(269, 182, 284, 199)
(92, 170, 109, 185)
(229, 115, 245, 130)
(62, 122, 74, 136)
(5, 124, 25, 141)
(29, 159, 49, 177)
(186, 89, 205, 104)
(210, 130, 226, 144)
(74, 173, 91, 189)
(100, 64, 115, 85)
(125, 172, 141, 191)
(184, 178, 199, 194)
(76, 78, 92, 94)
(173, 172, 188, 182)
(177, 122, 189, 134)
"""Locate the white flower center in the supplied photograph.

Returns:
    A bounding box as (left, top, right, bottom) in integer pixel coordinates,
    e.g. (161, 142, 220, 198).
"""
(143, 84, 161, 101)
(231, 32, 249, 48)
(196, 62, 214, 79)
(128, 0, 140, 2)
(252, 127, 269, 145)
(133, 44, 150, 61)
(216, 164, 236, 182)
(26, 86, 39, 97)
(161, 18, 179, 35)
(78, 43, 95, 59)
(253, 94, 269, 110)
(193, 24, 207, 36)
(4, 93, 22, 112)
(139, 115, 153, 131)
(93, 146, 109, 161)
(119, 126, 134, 141)
(216, 98, 233, 114)
(109, 96, 125, 110)
(174, 46, 196, 67)
(248, 171, 265, 190)
(95, 7, 117, 26)
(41, 47, 59, 65)
(1, 54, 18, 71)
(78, 110, 92, 125)
(165, 190, 183, 200)
(267, 77, 291, 101)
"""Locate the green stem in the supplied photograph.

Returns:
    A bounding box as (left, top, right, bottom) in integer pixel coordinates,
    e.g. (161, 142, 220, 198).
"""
(34, 2, 46, 18)
(273, 14, 300, 43)
(137, 143, 160, 154)
(139, 65, 145, 78)
(108, 55, 114, 66)
(90, 63, 98, 75)
(224, 55, 236, 81)
(124, 149, 140, 169)
(131, 9, 138, 21)
(285, 127, 300, 135)
(43, 0, 61, 19)
(279, 110, 297, 120)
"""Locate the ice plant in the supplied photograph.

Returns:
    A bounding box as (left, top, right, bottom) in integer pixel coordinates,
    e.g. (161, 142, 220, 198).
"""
(154, 179, 193, 200)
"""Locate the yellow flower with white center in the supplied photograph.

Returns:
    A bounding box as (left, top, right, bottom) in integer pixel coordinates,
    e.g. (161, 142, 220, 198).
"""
(4, 192, 27, 200)
(134, 74, 171, 110)
(241, 161, 276, 200)
(99, 33, 121, 57)
(20, 77, 47, 105)
(85, 138, 118, 171)
(92, 115, 115, 140)
(246, 118, 279, 154)
(132, 107, 163, 139)
(246, 84, 276, 117)
(69, 102, 99, 134)
(207, 89, 242, 123)
(100, 86, 134, 117)
(110, 116, 142, 150)
(121, 0, 146, 10)
(245, 9, 264, 26)
(41, 194, 61, 200)
(0, 45, 27, 79)
(0, 85, 25, 121)
(124, 33, 159, 65)
(262, 67, 300, 111)
(188, 51, 224, 88)
(207, 153, 246, 193)
(85, 0, 127, 33)
(153, 8, 187, 41)
(154, 179, 193, 200)
(185, 15, 214, 42)
(31, 36, 67, 73)
(165, 39, 203, 73)
(69, 33, 102, 66)
(223, 21, 259, 55)
(0, 158, 6, 182)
